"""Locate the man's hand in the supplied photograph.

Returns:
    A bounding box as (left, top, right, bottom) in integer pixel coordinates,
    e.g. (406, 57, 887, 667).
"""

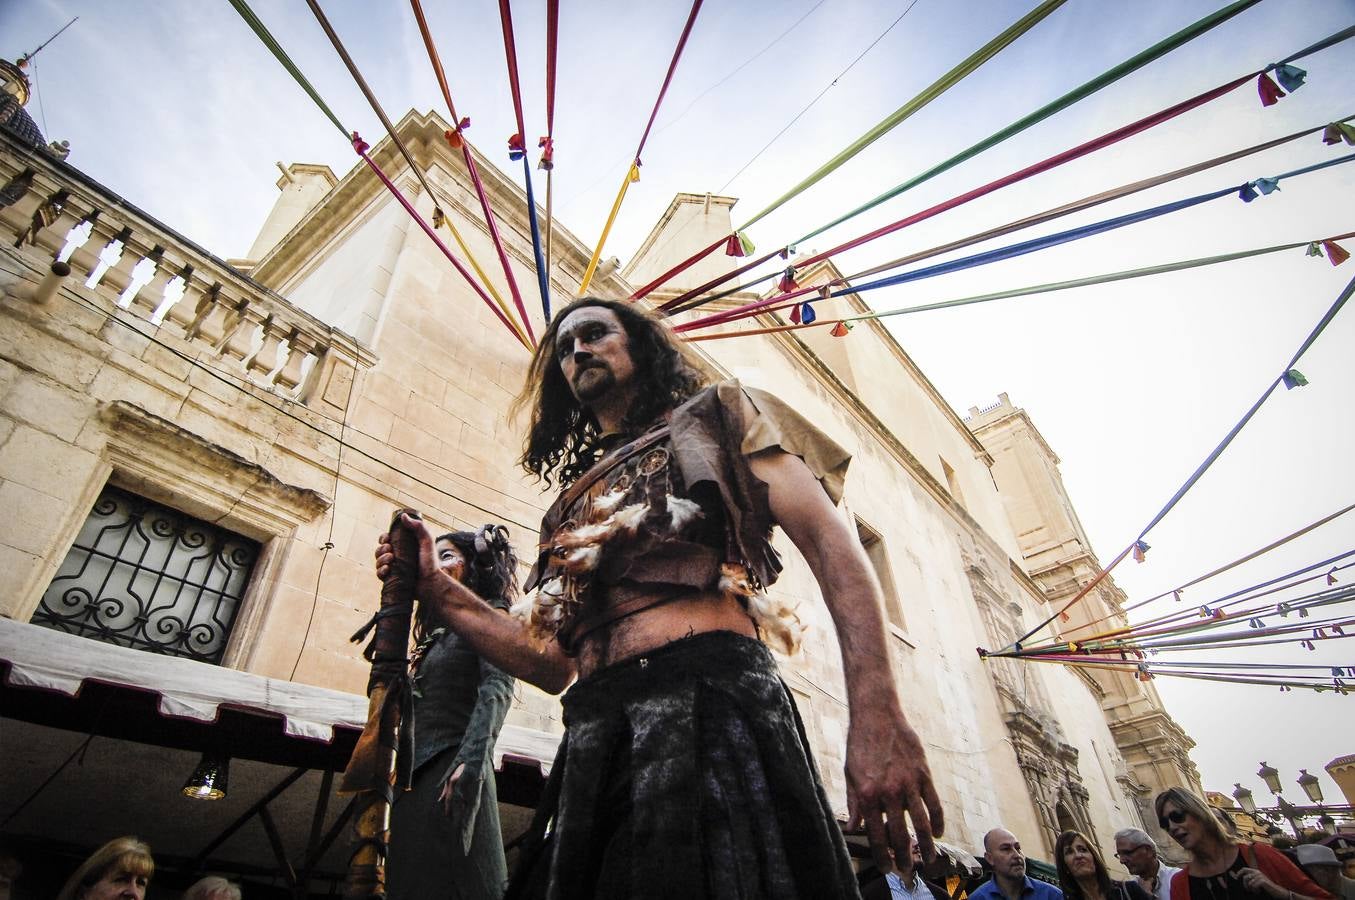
(374, 512, 477, 610)
(749, 442, 945, 874)
(847, 706, 944, 874)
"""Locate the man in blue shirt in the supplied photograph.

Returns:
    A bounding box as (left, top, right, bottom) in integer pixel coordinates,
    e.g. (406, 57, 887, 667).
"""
(971, 828, 1064, 900)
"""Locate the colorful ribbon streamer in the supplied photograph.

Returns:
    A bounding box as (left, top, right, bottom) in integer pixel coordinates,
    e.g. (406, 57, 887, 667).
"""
(310, 0, 528, 346)
(542, 0, 559, 294)
(633, 0, 1069, 302)
(679, 147, 1355, 336)
(228, 0, 529, 348)
(673, 114, 1353, 323)
(1066, 504, 1355, 639)
(795, 0, 1282, 246)
(495, 0, 548, 333)
(738, 0, 1068, 232)
(656, 0, 1267, 310)
(354, 135, 530, 348)
(1004, 267, 1355, 652)
(683, 232, 1355, 349)
(662, 63, 1263, 316)
(226, 0, 348, 139)
(409, 0, 536, 342)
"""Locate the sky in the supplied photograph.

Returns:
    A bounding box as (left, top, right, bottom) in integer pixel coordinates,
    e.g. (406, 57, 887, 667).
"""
(4, 0, 1353, 817)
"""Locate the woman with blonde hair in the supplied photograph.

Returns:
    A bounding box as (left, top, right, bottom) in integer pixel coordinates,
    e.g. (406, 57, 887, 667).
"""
(1056, 829, 1152, 900)
(1154, 787, 1332, 900)
(55, 837, 154, 900)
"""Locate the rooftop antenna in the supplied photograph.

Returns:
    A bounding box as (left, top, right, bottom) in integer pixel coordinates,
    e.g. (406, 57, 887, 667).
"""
(18, 16, 78, 68)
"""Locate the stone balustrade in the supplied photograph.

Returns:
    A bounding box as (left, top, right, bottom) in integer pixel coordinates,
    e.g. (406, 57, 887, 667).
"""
(0, 133, 373, 412)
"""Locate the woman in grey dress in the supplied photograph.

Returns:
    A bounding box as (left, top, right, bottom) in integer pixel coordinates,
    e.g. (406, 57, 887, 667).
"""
(387, 525, 518, 900)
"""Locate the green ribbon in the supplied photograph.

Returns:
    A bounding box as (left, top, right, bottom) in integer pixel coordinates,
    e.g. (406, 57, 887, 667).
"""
(226, 0, 350, 139)
(795, 0, 1263, 245)
(846, 239, 1325, 323)
(737, 0, 1069, 231)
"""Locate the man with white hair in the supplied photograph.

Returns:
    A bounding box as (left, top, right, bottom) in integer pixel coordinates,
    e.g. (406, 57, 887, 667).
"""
(183, 875, 241, 900)
(1114, 828, 1179, 900)
(1296, 844, 1355, 900)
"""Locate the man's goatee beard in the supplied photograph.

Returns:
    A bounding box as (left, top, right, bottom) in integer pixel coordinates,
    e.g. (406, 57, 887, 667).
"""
(573, 366, 615, 403)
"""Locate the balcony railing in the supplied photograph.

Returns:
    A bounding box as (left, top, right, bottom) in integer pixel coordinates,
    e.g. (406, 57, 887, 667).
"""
(0, 131, 373, 406)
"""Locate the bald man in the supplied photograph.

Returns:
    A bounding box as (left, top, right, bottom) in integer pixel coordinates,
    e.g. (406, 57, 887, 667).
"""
(972, 828, 1063, 900)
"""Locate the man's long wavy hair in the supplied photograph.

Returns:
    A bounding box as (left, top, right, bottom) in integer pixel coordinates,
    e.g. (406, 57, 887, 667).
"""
(515, 297, 705, 487)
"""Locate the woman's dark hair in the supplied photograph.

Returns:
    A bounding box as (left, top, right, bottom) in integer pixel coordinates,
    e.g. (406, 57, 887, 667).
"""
(1054, 829, 1112, 900)
(514, 297, 705, 486)
(415, 525, 518, 640)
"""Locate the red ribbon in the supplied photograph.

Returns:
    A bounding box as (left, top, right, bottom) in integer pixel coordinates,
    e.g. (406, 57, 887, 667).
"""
(1257, 71, 1285, 107)
(351, 133, 527, 347)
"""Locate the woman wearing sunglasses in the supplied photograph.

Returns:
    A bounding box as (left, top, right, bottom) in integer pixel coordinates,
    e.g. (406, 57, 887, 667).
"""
(1154, 788, 1332, 900)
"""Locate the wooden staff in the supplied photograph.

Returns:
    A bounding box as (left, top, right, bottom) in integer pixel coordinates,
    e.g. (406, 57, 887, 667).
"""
(339, 508, 420, 899)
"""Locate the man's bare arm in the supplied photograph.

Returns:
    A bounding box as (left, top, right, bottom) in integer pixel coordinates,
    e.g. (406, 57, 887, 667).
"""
(749, 447, 944, 873)
(376, 513, 577, 694)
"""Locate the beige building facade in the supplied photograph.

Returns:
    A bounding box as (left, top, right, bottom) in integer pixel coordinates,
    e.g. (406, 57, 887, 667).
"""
(0, 103, 1199, 887)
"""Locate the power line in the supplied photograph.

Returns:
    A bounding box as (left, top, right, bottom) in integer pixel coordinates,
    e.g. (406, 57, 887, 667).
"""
(717, 0, 923, 195)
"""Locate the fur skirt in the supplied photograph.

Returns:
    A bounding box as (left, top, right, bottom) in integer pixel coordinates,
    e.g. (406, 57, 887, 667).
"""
(507, 631, 861, 900)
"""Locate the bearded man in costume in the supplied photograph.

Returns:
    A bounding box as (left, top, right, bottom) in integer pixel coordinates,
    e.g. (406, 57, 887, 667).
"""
(377, 297, 943, 900)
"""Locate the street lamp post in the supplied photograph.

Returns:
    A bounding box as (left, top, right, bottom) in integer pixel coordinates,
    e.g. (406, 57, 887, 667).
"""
(1297, 769, 1324, 804)
(1233, 783, 1258, 816)
(1259, 762, 1283, 796)
(1238, 761, 1352, 840)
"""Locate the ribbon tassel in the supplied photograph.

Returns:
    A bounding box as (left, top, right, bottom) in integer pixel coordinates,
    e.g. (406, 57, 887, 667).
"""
(444, 117, 471, 150)
(1323, 122, 1355, 146)
(1256, 71, 1286, 107)
(831, 321, 851, 337)
(1281, 368, 1308, 389)
(1132, 539, 1150, 563)
(1322, 240, 1350, 266)
(1273, 63, 1306, 93)
(538, 136, 554, 170)
(724, 231, 755, 258)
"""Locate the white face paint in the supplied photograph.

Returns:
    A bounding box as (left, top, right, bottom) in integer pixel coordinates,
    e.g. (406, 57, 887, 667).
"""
(436, 540, 466, 583)
(555, 306, 636, 407)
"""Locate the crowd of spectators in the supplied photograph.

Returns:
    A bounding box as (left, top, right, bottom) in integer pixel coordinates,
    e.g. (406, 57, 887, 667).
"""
(2, 786, 1349, 899)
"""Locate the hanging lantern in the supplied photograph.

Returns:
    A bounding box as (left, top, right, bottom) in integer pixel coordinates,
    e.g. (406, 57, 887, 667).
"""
(182, 752, 230, 801)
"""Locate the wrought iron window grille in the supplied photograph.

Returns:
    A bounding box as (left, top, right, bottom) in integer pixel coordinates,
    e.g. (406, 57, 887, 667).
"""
(33, 485, 260, 664)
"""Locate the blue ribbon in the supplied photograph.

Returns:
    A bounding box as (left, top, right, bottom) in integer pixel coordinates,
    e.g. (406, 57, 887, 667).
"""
(831, 152, 1355, 298)
(1274, 63, 1307, 92)
(521, 155, 551, 323)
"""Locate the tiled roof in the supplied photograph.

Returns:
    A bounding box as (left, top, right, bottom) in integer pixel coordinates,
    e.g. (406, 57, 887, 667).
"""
(0, 94, 45, 149)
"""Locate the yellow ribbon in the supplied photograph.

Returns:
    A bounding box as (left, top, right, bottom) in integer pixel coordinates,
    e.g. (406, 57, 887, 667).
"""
(437, 209, 530, 347)
(578, 162, 641, 296)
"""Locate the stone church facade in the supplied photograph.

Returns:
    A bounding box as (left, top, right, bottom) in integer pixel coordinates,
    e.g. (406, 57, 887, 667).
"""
(0, 98, 1199, 885)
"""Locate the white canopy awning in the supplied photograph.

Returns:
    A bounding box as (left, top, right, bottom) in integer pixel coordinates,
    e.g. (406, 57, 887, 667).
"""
(0, 617, 560, 769)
